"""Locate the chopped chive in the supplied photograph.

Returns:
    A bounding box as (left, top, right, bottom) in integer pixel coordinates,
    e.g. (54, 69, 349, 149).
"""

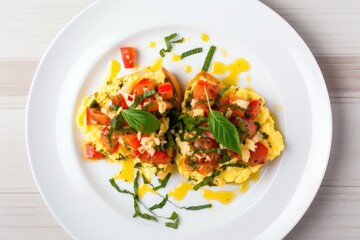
(130, 89, 156, 109)
(180, 47, 203, 59)
(89, 100, 100, 109)
(217, 86, 231, 98)
(202, 45, 216, 72)
(170, 38, 184, 44)
(193, 170, 220, 191)
(153, 173, 171, 191)
(149, 195, 169, 210)
(182, 204, 212, 211)
(165, 212, 179, 229)
(133, 171, 140, 199)
(159, 33, 179, 57)
(220, 163, 248, 169)
(143, 101, 155, 111)
(109, 178, 134, 196)
(194, 148, 223, 154)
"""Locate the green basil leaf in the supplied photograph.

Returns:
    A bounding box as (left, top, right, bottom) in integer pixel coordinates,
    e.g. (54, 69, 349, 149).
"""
(121, 109, 160, 133)
(209, 111, 241, 154)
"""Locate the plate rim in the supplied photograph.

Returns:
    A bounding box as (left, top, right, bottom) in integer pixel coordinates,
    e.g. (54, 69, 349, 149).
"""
(25, 0, 333, 239)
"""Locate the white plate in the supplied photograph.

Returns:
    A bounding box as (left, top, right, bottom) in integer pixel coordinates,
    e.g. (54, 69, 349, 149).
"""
(26, 0, 332, 239)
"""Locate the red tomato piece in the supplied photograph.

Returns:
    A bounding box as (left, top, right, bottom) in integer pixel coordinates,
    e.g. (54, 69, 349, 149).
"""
(129, 150, 140, 158)
(86, 108, 110, 125)
(196, 162, 213, 176)
(157, 82, 174, 100)
(246, 99, 261, 120)
(248, 142, 268, 166)
(84, 143, 105, 159)
(122, 133, 141, 149)
(120, 47, 136, 68)
(139, 152, 151, 163)
(133, 78, 155, 96)
(111, 94, 128, 109)
(143, 100, 158, 112)
(151, 151, 171, 164)
(100, 128, 119, 154)
(245, 120, 257, 138)
(193, 80, 220, 102)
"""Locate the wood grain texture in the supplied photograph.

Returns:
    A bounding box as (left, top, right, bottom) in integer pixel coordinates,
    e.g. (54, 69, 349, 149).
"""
(0, 0, 359, 239)
(0, 0, 359, 58)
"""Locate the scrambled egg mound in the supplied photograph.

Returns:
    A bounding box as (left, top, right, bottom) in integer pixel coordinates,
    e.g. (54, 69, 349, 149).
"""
(174, 72, 285, 186)
(76, 60, 181, 180)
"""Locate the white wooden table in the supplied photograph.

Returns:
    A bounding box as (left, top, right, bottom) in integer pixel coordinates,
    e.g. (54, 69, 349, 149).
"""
(1, 0, 359, 239)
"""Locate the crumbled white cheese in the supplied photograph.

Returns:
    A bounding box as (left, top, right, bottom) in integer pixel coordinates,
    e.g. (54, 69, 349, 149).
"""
(252, 131, 263, 143)
(156, 95, 167, 114)
(225, 108, 233, 119)
(192, 108, 204, 117)
(190, 99, 198, 107)
(175, 137, 193, 156)
(241, 146, 250, 162)
(137, 132, 141, 141)
(245, 138, 256, 152)
(234, 99, 249, 109)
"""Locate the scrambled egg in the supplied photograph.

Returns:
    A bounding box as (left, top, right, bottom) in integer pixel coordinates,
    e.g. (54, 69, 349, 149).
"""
(175, 72, 285, 186)
(76, 60, 177, 180)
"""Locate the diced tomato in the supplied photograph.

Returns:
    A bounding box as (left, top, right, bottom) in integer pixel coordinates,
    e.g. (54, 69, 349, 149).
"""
(150, 151, 171, 164)
(123, 133, 141, 149)
(139, 152, 151, 163)
(248, 142, 268, 166)
(120, 47, 136, 68)
(129, 150, 140, 158)
(100, 128, 119, 154)
(157, 82, 174, 100)
(133, 78, 155, 96)
(86, 108, 110, 125)
(193, 80, 220, 102)
(246, 99, 261, 120)
(245, 120, 257, 138)
(111, 94, 128, 109)
(196, 162, 213, 175)
(143, 100, 158, 112)
(84, 143, 104, 159)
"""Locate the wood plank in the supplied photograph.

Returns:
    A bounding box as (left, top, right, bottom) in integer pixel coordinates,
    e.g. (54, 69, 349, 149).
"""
(285, 186, 360, 239)
(0, 194, 71, 239)
(0, 0, 359, 58)
(0, 187, 359, 239)
(261, 0, 360, 56)
(0, 109, 38, 193)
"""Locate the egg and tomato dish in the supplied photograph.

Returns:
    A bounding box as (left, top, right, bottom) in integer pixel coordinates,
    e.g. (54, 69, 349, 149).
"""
(76, 61, 182, 180)
(174, 71, 285, 186)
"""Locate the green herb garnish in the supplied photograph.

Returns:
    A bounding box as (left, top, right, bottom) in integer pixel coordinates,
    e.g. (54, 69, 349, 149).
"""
(180, 47, 202, 59)
(109, 178, 133, 196)
(194, 148, 223, 154)
(130, 90, 156, 109)
(182, 204, 212, 210)
(159, 33, 181, 57)
(153, 173, 171, 191)
(150, 195, 169, 210)
(165, 212, 179, 229)
(220, 163, 247, 169)
(121, 109, 160, 133)
(89, 100, 100, 109)
(170, 38, 184, 44)
(202, 45, 216, 72)
(204, 87, 241, 154)
(193, 170, 220, 191)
